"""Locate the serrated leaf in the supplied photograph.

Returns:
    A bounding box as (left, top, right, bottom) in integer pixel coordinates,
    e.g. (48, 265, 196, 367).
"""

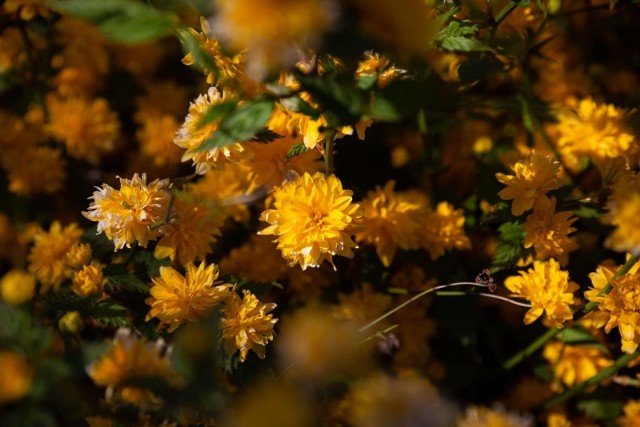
(106, 274, 149, 294)
(196, 99, 238, 130)
(134, 251, 171, 277)
(498, 222, 525, 242)
(284, 143, 310, 161)
(41, 291, 97, 315)
(437, 21, 493, 52)
(574, 204, 603, 219)
(195, 99, 274, 152)
(356, 75, 378, 91)
(368, 96, 401, 122)
(49, 0, 175, 44)
(93, 299, 129, 327)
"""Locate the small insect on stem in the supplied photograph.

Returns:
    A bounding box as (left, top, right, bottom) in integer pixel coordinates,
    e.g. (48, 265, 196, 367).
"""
(475, 268, 496, 293)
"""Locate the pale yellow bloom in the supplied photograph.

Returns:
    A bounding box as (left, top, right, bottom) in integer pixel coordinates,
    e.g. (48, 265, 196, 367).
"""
(259, 172, 363, 270)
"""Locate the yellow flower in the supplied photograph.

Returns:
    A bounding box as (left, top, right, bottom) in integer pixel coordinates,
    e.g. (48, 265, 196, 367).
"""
(3, 146, 66, 196)
(420, 202, 471, 260)
(72, 263, 107, 297)
(522, 197, 578, 265)
(181, 17, 244, 85)
(64, 243, 92, 270)
(348, 373, 449, 427)
(584, 262, 640, 353)
(83, 173, 171, 250)
(457, 405, 533, 427)
(543, 341, 613, 390)
(28, 221, 82, 292)
(137, 115, 183, 167)
(496, 151, 561, 216)
(332, 283, 392, 328)
(554, 98, 636, 171)
(619, 400, 640, 427)
(0, 350, 33, 405)
(355, 51, 405, 88)
(174, 87, 250, 174)
(0, 28, 26, 72)
(0, 269, 36, 305)
(134, 81, 189, 124)
(45, 95, 119, 165)
(213, 0, 336, 76)
(504, 259, 579, 328)
(186, 161, 255, 222)
(87, 328, 177, 406)
(154, 197, 222, 266)
(247, 134, 323, 189)
(220, 289, 277, 362)
(2, 0, 49, 20)
(259, 172, 363, 270)
(146, 263, 231, 333)
(59, 311, 84, 334)
(220, 234, 289, 283)
(355, 181, 425, 267)
(603, 175, 640, 255)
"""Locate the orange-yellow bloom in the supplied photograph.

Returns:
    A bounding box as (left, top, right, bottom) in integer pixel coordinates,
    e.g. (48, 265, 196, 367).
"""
(619, 400, 640, 427)
(146, 263, 231, 332)
(259, 172, 363, 270)
(543, 341, 613, 390)
(496, 151, 561, 216)
(0, 350, 33, 405)
(603, 175, 640, 255)
(83, 174, 171, 250)
(72, 263, 107, 297)
(420, 202, 471, 260)
(220, 289, 278, 362)
(505, 259, 579, 328)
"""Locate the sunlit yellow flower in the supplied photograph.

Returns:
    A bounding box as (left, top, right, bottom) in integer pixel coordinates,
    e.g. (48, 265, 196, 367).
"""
(213, 0, 336, 76)
(46, 95, 119, 164)
(0, 350, 33, 405)
(3, 146, 66, 196)
(186, 161, 255, 222)
(83, 173, 171, 250)
(457, 405, 533, 427)
(496, 151, 561, 216)
(355, 181, 424, 267)
(181, 17, 244, 85)
(154, 197, 222, 266)
(505, 259, 579, 328)
(146, 263, 231, 332)
(247, 134, 323, 189)
(554, 98, 636, 171)
(543, 341, 613, 391)
(137, 115, 183, 167)
(175, 87, 250, 174)
(64, 243, 92, 270)
(348, 373, 449, 427)
(355, 50, 405, 88)
(522, 197, 578, 265)
(603, 175, 640, 255)
(259, 172, 363, 270)
(87, 328, 177, 406)
(585, 262, 640, 353)
(28, 221, 82, 292)
(420, 202, 471, 260)
(619, 400, 640, 427)
(220, 289, 278, 362)
(0, 269, 36, 305)
(2, 0, 49, 20)
(72, 263, 107, 297)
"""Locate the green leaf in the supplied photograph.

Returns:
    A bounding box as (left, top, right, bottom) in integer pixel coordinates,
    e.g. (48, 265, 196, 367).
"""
(106, 273, 149, 294)
(40, 291, 96, 315)
(557, 326, 607, 352)
(574, 204, 604, 219)
(93, 299, 130, 327)
(491, 222, 530, 272)
(251, 129, 282, 143)
(177, 27, 218, 77)
(368, 96, 401, 122)
(356, 75, 378, 91)
(280, 96, 319, 118)
(437, 21, 493, 52)
(49, 0, 176, 44)
(0, 302, 52, 357)
(196, 99, 238, 130)
(497, 222, 525, 243)
(195, 99, 274, 153)
(577, 388, 626, 420)
(133, 251, 171, 277)
(284, 143, 310, 161)
(296, 74, 367, 126)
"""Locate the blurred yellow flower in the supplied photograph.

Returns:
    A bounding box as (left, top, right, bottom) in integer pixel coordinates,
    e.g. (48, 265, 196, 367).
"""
(332, 282, 392, 328)
(420, 202, 471, 260)
(0, 269, 36, 305)
(220, 289, 277, 362)
(355, 51, 405, 88)
(619, 400, 640, 427)
(543, 341, 613, 390)
(175, 87, 250, 174)
(72, 263, 107, 297)
(87, 328, 177, 406)
(0, 350, 33, 405)
(83, 173, 171, 250)
(505, 259, 579, 328)
(3, 146, 66, 196)
(59, 311, 84, 334)
(496, 151, 561, 216)
(137, 115, 183, 168)
(259, 172, 363, 270)
(603, 175, 640, 256)
(220, 234, 288, 283)
(146, 263, 231, 332)
(2, 0, 49, 20)
(457, 405, 532, 427)
(585, 262, 640, 353)
(522, 197, 578, 265)
(28, 221, 82, 292)
(154, 197, 222, 266)
(46, 95, 119, 165)
(355, 181, 424, 267)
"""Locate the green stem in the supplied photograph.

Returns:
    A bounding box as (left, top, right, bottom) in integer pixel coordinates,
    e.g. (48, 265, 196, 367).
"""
(503, 255, 640, 369)
(494, 1, 519, 26)
(543, 348, 640, 409)
(324, 135, 334, 175)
